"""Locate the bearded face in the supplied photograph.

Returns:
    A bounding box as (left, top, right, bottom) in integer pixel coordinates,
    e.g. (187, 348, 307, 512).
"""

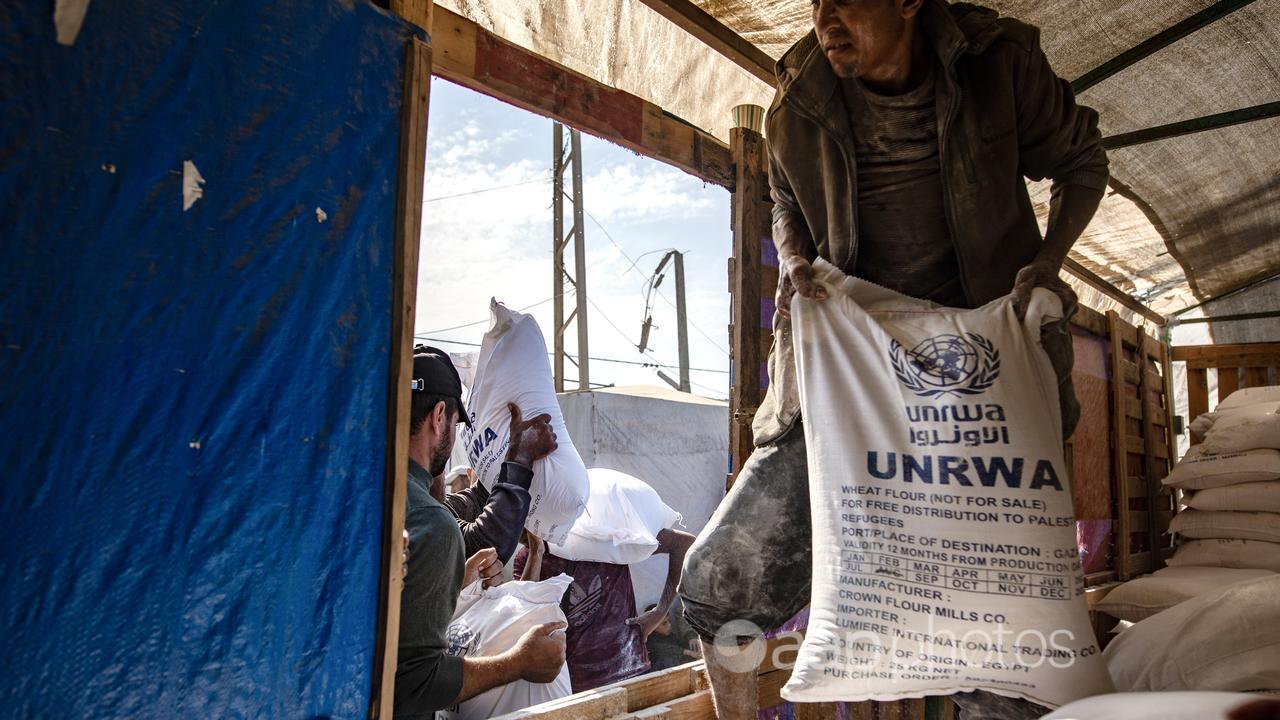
(429, 407, 457, 477)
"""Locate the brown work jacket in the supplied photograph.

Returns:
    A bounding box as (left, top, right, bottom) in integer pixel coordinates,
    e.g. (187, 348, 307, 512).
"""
(753, 0, 1109, 446)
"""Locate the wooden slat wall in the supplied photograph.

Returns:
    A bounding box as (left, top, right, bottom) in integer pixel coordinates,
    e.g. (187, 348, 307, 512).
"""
(1173, 343, 1280, 428)
(727, 127, 773, 488)
(1106, 311, 1177, 580)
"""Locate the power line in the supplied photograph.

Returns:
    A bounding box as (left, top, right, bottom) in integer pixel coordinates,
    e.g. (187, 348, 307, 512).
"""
(416, 297, 555, 335)
(583, 209, 730, 357)
(689, 379, 728, 401)
(416, 335, 729, 374)
(424, 176, 550, 204)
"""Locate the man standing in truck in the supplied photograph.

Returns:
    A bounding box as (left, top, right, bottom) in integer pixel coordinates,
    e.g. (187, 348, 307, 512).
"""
(677, 1, 1106, 718)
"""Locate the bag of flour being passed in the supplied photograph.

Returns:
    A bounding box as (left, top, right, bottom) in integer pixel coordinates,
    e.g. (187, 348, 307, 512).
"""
(461, 300, 589, 545)
(782, 260, 1111, 708)
(442, 575, 574, 720)
(548, 468, 683, 564)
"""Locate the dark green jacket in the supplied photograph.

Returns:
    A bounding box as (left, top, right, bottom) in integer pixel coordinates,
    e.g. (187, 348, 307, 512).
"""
(394, 460, 465, 718)
(754, 0, 1107, 444)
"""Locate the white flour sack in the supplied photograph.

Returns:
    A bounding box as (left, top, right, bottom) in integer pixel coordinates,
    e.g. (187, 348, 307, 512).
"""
(462, 300, 589, 545)
(443, 575, 574, 720)
(781, 259, 1111, 707)
(548, 468, 682, 564)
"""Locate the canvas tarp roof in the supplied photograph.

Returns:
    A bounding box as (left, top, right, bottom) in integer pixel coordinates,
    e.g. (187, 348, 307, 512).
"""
(438, 0, 1280, 326)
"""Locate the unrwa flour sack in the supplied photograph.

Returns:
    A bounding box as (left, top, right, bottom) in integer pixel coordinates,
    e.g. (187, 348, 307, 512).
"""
(462, 300, 589, 545)
(782, 259, 1111, 707)
(441, 574, 575, 720)
(548, 468, 682, 564)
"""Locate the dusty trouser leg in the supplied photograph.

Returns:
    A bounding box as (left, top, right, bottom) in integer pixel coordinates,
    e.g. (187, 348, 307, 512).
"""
(1042, 318, 1080, 440)
(951, 692, 1052, 720)
(679, 424, 811, 720)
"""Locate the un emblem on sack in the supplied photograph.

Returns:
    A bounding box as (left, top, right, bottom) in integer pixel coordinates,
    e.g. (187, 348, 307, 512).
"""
(446, 623, 478, 658)
(889, 332, 1000, 398)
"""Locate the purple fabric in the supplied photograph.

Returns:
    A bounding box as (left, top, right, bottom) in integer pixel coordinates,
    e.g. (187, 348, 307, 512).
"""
(538, 553, 651, 692)
(1076, 519, 1113, 575)
(760, 235, 779, 267)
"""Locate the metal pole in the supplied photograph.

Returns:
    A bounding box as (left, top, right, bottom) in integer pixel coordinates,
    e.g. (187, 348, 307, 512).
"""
(1071, 0, 1259, 94)
(552, 123, 566, 392)
(674, 251, 690, 392)
(1101, 101, 1280, 150)
(570, 129, 590, 391)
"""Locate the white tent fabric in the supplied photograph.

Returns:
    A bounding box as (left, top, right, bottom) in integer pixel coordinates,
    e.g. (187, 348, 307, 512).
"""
(556, 385, 728, 611)
(440, 0, 1280, 327)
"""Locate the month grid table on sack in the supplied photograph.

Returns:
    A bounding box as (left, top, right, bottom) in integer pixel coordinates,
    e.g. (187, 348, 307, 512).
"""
(840, 550, 1079, 600)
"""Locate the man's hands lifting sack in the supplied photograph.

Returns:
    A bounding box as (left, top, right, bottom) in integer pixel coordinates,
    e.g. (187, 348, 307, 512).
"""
(505, 402, 557, 468)
(777, 255, 1078, 323)
(1012, 260, 1078, 322)
(776, 255, 828, 320)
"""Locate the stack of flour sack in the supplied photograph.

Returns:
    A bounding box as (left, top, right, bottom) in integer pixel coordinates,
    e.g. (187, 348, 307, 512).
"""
(1096, 385, 1280, 697)
(1167, 385, 1280, 573)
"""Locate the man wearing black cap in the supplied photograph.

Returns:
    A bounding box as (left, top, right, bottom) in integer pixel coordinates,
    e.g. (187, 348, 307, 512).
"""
(412, 345, 553, 565)
(395, 346, 564, 717)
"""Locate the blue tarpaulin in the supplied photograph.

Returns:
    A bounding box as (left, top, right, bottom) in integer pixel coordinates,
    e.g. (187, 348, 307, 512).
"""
(0, 1, 416, 716)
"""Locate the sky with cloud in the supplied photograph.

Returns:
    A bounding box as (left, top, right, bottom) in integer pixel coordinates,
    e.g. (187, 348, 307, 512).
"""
(416, 79, 733, 399)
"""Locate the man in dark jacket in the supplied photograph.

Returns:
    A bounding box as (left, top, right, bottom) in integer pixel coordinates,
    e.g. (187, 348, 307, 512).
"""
(677, 1, 1107, 718)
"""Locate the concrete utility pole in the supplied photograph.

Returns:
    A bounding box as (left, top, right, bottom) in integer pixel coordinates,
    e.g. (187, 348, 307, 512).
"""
(651, 250, 691, 393)
(552, 123, 589, 392)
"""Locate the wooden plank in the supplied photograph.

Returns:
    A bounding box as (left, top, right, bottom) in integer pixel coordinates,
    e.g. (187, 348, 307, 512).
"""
(794, 703, 843, 719)
(1161, 346, 1180, 485)
(1126, 435, 1168, 459)
(885, 699, 927, 719)
(1186, 367, 1209, 431)
(847, 702, 876, 720)
(1123, 397, 1169, 428)
(1245, 366, 1270, 387)
(1171, 342, 1280, 365)
(633, 0, 776, 84)
(1137, 332, 1167, 574)
(1121, 359, 1141, 385)
(728, 127, 771, 484)
(658, 689, 714, 720)
(371, 37, 432, 720)
(1125, 476, 1147, 498)
(498, 687, 630, 720)
(1129, 510, 1174, 533)
(1218, 367, 1240, 400)
(1108, 311, 1135, 579)
(615, 662, 699, 712)
(1072, 304, 1108, 337)
(1114, 319, 1139, 349)
(756, 669, 791, 711)
(924, 696, 956, 720)
(1123, 395, 1143, 421)
(621, 707, 674, 719)
(430, 6, 734, 188)
(1144, 333, 1166, 362)
(1085, 570, 1118, 587)
(1063, 257, 1166, 327)
(391, 0, 432, 31)
(1128, 551, 1152, 576)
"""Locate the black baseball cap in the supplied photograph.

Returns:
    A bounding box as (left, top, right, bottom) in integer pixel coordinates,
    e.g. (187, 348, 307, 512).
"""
(412, 345, 473, 428)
